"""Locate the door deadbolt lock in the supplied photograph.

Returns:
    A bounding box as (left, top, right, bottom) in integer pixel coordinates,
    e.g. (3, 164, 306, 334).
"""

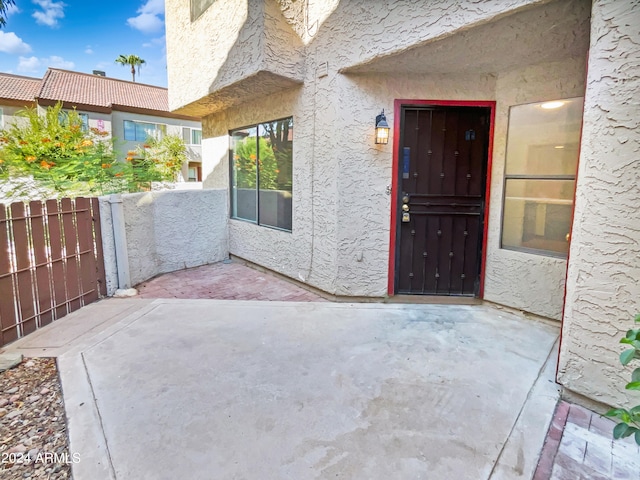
(402, 204, 410, 212)
(402, 212, 410, 222)
(402, 195, 410, 204)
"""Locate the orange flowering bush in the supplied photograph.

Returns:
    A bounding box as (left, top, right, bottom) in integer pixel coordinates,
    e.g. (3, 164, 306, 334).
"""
(0, 102, 181, 200)
(0, 102, 121, 199)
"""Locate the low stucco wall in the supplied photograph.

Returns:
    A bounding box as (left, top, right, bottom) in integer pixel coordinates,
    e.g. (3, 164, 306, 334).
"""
(558, 0, 640, 407)
(99, 189, 229, 292)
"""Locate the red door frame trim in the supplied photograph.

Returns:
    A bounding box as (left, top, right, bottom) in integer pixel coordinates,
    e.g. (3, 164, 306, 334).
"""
(387, 99, 496, 297)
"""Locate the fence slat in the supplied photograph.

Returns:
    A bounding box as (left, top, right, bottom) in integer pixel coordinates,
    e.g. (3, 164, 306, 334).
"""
(46, 199, 68, 320)
(76, 198, 98, 304)
(60, 198, 81, 313)
(0, 197, 105, 347)
(0, 206, 18, 345)
(10, 202, 36, 335)
(92, 198, 107, 297)
(29, 201, 54, 326)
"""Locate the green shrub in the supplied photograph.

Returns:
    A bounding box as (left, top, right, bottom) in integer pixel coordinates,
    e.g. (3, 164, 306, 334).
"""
(0, 102, 187, 201)
(605, 314, 640, 445)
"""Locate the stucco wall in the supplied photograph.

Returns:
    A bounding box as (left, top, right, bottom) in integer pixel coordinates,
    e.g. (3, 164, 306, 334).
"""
(202, 86, 340, 292)
(482, 58, 587, 320)
(331, 73, 497, 296)
(169, 0, 590, 308)
(99, 190, 229, 289)
(558, 0, 640, 407)
(166, 0, 550, 115)
(166, 0, 304, 116)
(0, 104, 32, 128)
(75, 110, 112, 136)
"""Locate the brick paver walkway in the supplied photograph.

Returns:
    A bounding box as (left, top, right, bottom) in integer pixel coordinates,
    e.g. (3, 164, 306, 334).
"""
(534, 400, 640, 479)
(135, 261, 327, 302)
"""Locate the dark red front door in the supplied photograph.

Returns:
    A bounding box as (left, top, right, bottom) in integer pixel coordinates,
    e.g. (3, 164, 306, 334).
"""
(395, 106, 490, 296)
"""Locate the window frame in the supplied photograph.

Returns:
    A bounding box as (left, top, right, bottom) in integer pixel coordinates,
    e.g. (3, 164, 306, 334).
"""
(228, 116, 293, 233)
(500, 98, 583, 258)
(123, 120, 166, 142)
(79, 113, 89, 132)
(182, 126, 202, 145)
(190, 0, 215, 21)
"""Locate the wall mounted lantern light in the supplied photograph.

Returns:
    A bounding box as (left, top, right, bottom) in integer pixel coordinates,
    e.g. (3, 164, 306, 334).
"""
(375, 110, 390, 145)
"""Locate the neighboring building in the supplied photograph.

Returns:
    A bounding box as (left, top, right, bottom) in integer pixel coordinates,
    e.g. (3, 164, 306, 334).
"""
(0, 69, 203, 183)
(165, 0, 640, 408)
(0, 73, 40, 128)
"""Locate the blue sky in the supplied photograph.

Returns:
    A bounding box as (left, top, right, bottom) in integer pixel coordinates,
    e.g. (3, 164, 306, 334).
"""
(0, 0, 168, 86)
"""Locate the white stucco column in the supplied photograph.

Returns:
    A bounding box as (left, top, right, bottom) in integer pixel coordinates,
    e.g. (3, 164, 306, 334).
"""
(557, 0, 640, 406)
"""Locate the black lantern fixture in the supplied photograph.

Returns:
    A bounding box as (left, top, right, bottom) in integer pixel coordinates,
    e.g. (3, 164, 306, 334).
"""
(375, 109, 390, 144)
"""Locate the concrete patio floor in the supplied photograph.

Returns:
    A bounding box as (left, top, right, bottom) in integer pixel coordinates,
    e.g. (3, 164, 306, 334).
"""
(5, 298, 561, 480)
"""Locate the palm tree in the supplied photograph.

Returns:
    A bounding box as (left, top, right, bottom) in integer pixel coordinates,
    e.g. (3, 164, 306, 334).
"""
(0, 0, 16, 28)
(115, 54, 146, 82)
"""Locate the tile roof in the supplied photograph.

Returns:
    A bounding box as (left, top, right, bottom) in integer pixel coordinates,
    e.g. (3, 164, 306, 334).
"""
(0, 73, 41, 102)
(38, 68, 169, 112)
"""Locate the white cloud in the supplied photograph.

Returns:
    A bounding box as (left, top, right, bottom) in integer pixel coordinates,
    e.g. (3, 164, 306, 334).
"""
(32, 0, 65, 28)
(127, 0, 165, 34)
(47, 55, 74, 69)
(17, 56, 40, 73)
(143, 36, 165, 48)
(17, 55, 74, 74)
(127, 13, 163, 34)
(85, 45, 93, 54)
(6, 3, 21, 15)
(0, 31, 32, 55)
(139, 0, 164, 15)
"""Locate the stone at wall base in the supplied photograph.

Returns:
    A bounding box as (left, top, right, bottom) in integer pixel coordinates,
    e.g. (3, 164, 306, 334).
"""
(114, 288, 138, 298)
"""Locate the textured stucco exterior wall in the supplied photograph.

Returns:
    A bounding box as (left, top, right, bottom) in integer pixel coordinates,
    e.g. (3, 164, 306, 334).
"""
(168, 0, 590, 305)
(558, 1, 640, 406)
(202, 73, 498, 296)
(483, 58, 587, 320)
(165, 0, 303, 116)
(202, 86, 340, 292)
(166, 0, 250, 111)
(332, 73, 497, 296)
(119, 189, 228, 287)
(166, 0, 547, 114)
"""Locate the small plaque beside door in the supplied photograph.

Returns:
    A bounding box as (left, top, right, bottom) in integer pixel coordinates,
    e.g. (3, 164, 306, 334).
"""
(403, 147, 410, 179)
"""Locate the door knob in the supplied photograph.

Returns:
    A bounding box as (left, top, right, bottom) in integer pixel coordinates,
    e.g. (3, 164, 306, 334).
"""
(402, 195, 409, 203)
(402, 204, 410, 212)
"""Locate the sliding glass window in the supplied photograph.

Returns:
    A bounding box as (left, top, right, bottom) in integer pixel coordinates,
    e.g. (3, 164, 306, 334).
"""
(230, 117, 293, 231)
(501, 98, 584, 257)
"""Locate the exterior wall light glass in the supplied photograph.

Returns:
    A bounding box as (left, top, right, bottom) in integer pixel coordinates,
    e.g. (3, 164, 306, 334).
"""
(375, 110, 390, 144)
(540, 100, 565, 109)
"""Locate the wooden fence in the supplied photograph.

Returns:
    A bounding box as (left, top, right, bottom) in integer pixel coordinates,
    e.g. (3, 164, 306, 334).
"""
(0, 197, 106, 346)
